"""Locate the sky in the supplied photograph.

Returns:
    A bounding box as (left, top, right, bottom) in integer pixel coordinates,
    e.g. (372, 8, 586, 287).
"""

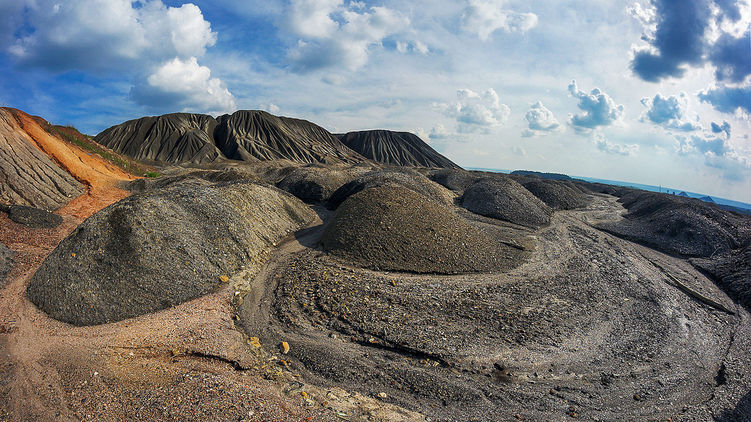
(1, 1, 750, 202)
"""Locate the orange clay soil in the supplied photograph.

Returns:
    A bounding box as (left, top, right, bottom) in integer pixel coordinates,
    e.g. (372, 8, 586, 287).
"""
(6, 108, 133, 219)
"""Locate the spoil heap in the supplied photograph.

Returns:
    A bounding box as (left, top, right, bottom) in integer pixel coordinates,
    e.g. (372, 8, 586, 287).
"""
(276, 165, 362, 203)
(328, 169, 453, 208)
(336, 130, 460, 168)
(0, 108, 83, 210)
(596, 191, 751, 257)
(28, 179, 316, 325)
(462, 177, 552, 228)
(522, 179, 592, 210)
(322, 186, 520, 274)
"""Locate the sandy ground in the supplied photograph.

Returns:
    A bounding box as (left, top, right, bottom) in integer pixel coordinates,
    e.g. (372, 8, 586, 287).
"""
(0, 192, 416, 421)
(0, 209, 352, 421)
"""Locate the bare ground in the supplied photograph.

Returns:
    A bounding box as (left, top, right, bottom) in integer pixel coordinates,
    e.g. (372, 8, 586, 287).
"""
(2, 185, 749, 421)
(239, 194, 751, 421)
(0, 194, 418, 421)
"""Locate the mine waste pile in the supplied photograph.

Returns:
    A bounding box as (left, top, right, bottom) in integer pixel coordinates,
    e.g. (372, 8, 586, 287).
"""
(2, 108, 751, 421)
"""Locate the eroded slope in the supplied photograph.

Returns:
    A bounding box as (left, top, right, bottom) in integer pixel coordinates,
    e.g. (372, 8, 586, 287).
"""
(336, 130, 460, 168)
(0, 108, 83, 210)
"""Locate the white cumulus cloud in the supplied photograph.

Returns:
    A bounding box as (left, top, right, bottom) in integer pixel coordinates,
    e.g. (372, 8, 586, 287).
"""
(640, 93, 701, 131)
(6, 0, 216, 72)
(285, 0, 342, 39)
(130, 57, 236, 115)
(568, 80, 625, 130)
(461, 0, 538, 41)
(438, 88, 510, 133)
(594, 133, 639, 156)
(523, 101, 561, 137)
(286, 2, 409, 72)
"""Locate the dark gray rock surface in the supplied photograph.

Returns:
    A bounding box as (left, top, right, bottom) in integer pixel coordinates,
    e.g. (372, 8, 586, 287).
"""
(27, 179, 316, 326)
(276, 165, 363, 203)
(96, 110, 366, 165)
(691, 246, 751, 309)
(522, 179, 592, 210)
(428, 168, 479, 193)
(462, 176, 552, 228)
(0, 242, 13, 284)
(322, 185, 525, 274)
(94, 113, 221, 164)
(328, 169, 453, 209)
(595, 190, 751, 257)
(335, 130, 460, 169)
(0, 204, 63, 229)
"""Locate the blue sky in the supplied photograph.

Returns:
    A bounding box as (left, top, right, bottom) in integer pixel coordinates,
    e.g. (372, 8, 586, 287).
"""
(1, 0, 750, 202)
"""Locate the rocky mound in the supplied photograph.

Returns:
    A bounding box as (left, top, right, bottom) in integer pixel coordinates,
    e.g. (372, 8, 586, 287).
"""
(462, 177, 552, 228)
(335, 130, 460, 168)
(521, 179, 591, 210)
(321, 186, 520, 274)
(0, 108, 83, 210)
(595, 191, 751, 257)
(0, 204, 63, 229)
(276, 165, 363, 203)
(216, 111, 362, 164)
(27, 180, 316, 326)
(428, 168, 479, 193)
(328, 169, 454, 208)
(96, 110, 365, 165)
(510, 170, 572, 180)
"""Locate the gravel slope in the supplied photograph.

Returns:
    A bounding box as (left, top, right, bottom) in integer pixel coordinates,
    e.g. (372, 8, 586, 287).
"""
(241, 194, 751, 421)
(96, 110, 366, 165)
(27, 179, 316, 326)
(322, 185, 527, 274)
(462, 176, 552, 228)
(336, 130, 460, 168)
(0, 108, 83, 210)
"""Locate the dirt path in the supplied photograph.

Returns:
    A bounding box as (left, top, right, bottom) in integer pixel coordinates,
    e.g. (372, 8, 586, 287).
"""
(240, 194, 751, 421)
(0, 207, 342, 421)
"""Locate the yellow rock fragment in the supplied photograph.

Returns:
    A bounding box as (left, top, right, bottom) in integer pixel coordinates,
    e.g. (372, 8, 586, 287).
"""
(219, 275, 229, 283)
(281, 341, 290, 354)
(249, 337, 261, 348)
